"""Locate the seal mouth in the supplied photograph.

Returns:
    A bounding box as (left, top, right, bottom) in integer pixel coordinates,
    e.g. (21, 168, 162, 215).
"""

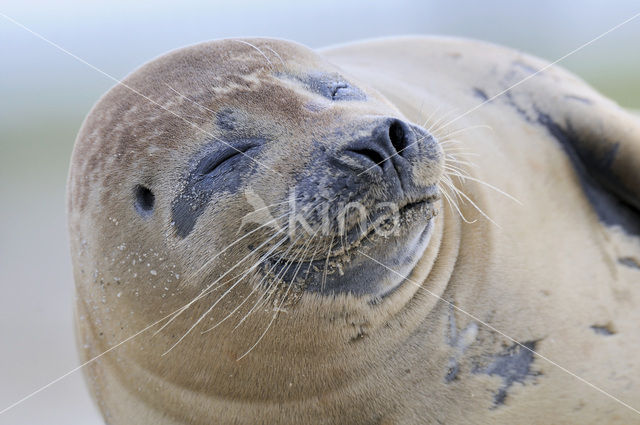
(262, 187, 440, 286)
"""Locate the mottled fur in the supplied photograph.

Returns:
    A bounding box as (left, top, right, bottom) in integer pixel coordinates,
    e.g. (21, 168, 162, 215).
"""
(68, 37, 640, 424)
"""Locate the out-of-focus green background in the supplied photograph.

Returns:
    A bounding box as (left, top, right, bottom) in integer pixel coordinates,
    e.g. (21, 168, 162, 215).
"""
(0, 1, 638, 424)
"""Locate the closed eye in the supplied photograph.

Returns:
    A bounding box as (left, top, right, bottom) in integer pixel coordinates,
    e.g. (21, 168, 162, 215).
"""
(298, 72, 366, 102)
(197, 143, 257, 176)
(331, 83, 349, 99)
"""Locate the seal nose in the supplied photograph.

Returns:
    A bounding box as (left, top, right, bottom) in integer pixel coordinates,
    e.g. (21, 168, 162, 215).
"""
(388, 119, 411, 156)
(341, 119, 414, 174)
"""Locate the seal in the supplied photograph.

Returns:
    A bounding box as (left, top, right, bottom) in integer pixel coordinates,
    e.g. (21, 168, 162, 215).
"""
(67, 37, 640, 424)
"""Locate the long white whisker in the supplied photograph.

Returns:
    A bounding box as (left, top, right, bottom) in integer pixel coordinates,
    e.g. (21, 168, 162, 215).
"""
(263, 46, 285, 66)
(233, 198, 330, 328)
(445, 168, 522, 205)
(429, 109, 460, 134)
(420, 105, 441, 128)
(445, 157, 479, 168)
(439, 181, 477, 224)
(321, 235, 335, 292)
(448, 183, 500, 227)
(213, 226, 308, 333)
(435, 124, 493, 140)
(233, 39, 274, 69)
(162, 229, 291, 355)
(156, 219, 293, 336)
(241, 228, 311, 326)
(236, 226, 321, 361)
(184, 209, 293, 283)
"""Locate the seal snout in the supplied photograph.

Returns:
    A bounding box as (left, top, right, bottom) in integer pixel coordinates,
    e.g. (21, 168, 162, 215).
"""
(334, 117, 442, 194)
(341, 119, 411, 172)
(340, 118, 415, 176)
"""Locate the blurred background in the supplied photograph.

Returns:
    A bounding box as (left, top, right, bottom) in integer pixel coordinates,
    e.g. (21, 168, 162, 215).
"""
(1, 1, 639, 423)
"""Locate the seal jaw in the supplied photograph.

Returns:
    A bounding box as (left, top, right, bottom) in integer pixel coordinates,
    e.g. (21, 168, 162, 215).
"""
(263, 187, 441, 297)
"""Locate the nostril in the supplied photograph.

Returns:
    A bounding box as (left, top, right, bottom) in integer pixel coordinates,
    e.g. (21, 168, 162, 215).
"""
(349, 148, 386, 167)
(389, 120, 406, 154)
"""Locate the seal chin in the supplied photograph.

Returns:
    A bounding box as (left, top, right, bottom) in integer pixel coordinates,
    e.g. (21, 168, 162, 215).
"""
(265, 188, 440, 298)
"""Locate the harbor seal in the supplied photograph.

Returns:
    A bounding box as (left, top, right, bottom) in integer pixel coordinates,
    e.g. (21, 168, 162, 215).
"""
(67, 37, 640, 424)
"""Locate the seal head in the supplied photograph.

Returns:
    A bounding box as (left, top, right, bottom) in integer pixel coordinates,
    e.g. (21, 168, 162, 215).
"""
(68, 38, 444, 304)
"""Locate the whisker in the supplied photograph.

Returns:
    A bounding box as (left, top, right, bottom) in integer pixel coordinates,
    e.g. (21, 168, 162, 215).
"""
(441, 175, 463, 202)
(303, 233, 323, 280)
(428, 109, 460, 134)
(442, 147, 480, 156)
(184, 209, 293, 284)
(438, 183, 457, 216)
(439, 181, 477, 224)
(321, 235, 335, 293)
(447, 183, 500, 228)
(444, 164, 471, 177)
(236, 227, 321, 361)
(438, 141, 465, 148)
(434, 124, 493, 140)
(200, 230, 307, 334)
(198, 220, 319, 334)
(233, 39, 274, 70)
(263, 46, 285, 66)
(445, 168, 522, 205)
(229, 226, 309, 331)
(246, 197, 301, 215)
(155, 218, 293, 336)
(420, 105, 442, 128)
(233, 197, 330, 328)
(161, 229, 291, 355)
(445, 157, 479, 168)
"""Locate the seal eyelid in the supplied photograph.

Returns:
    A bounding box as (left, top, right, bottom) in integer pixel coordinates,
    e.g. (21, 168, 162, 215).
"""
(325, 80, 366, 101)
(198, 145, 256, 176)
(331, 83, 349, 99)
(201, 151, 240, 175)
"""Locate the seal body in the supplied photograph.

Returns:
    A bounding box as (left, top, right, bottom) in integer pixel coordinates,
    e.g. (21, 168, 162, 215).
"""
(68, 37, 640, 424)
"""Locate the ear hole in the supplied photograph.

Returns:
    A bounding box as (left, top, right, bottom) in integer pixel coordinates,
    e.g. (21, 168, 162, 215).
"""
(134, 185, 155, 217)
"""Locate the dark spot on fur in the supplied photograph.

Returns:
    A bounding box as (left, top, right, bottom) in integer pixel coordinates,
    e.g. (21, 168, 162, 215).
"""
(349, 328, 368, 343)
(473, 340, 540, 407)
(619, 257, 640, 269)
(590, 323, 616, 336)
(536, 111, 640, 234)
(445, 363, 460, 383)
(564, 94, 593, 104)
(216, 109, 236, 131)
(504, 92, 536, 122)
(472, 87, 489, 101)
(444, 307, 477, 383)
(512, 60, 538, 75)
